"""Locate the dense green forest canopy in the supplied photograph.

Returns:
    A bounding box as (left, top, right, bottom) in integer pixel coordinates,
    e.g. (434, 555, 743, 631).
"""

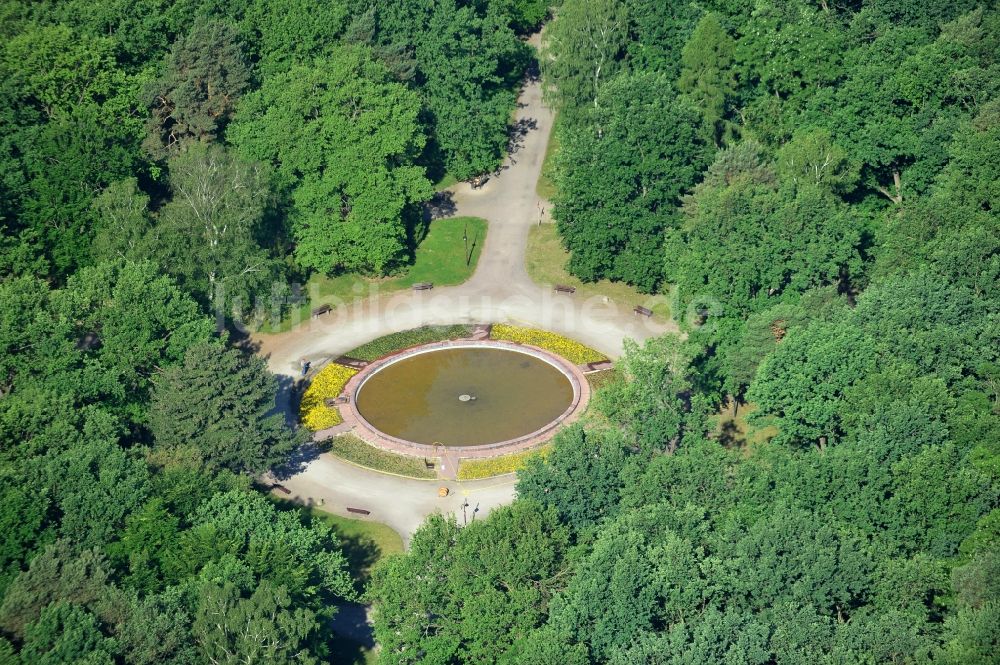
(0, 0, 997, 663)
(371, 1, 999, 664)
(0, 0, 544, 662)
(0, 0, 543, 302)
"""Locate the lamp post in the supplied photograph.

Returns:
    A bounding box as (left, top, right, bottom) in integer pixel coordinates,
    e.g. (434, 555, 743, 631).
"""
(464, 220, 470, 266)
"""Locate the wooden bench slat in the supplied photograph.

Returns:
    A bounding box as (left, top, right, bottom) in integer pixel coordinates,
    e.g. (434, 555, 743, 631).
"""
(346, 507, 370, 515)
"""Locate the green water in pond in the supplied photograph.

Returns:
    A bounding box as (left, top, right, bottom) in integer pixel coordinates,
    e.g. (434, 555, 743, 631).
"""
(356, 348, 574, 447)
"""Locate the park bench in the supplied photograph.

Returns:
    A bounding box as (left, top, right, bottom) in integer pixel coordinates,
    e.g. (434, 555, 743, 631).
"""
(633, 305, 653, 318)
(412, 282, 434, 291)
(470, 175, 489, 189)
(346, 506, 371, 515)
(272, 484, 291, 495)
(424, 458, 436, 470)
(554, 284, 576, 294)
(311, 304, 332, 318)
(323, 396, 350, 407)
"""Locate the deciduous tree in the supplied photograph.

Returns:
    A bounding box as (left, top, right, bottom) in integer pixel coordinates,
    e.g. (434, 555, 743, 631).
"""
(193, 582, 319, 665)
(230, 47, 431, 275)
(541, 0, 628, 118)
(553, 72, 712, 290)
(153, 143, 277, 317)
(20, 601, 117, 665)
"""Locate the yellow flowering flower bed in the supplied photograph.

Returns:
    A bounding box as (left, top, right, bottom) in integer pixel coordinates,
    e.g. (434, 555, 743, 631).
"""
(490, 324, 606, 364)
(457, 445, 552, 480)
(299, 364, 358, 431)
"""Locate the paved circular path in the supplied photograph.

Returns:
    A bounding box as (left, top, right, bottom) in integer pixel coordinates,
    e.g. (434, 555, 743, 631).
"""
(255, 34, 675, 545)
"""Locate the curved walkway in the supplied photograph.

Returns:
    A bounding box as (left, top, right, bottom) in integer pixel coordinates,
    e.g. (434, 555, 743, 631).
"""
(276, 454, 517, 548)
(256, 34, 676, 545)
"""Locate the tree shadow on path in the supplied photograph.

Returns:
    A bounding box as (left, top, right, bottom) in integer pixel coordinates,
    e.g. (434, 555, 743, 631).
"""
(424, 190, 457, 222)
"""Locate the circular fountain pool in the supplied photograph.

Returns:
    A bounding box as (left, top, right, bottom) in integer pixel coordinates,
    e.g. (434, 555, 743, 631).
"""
(354, 345, 576, 448)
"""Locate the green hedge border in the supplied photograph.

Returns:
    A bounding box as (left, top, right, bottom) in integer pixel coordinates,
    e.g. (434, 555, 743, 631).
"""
(324, 434, 436, 480)
(345, 324, 475, 362)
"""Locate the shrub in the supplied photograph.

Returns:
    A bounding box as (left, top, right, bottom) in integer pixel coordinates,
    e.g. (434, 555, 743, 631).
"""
(457, 446, 552, 480)
(299, 364, 358, 431)
(346, 324, 475, 361)
(489, 324, 606, 364)
(326, 435, 436, 479)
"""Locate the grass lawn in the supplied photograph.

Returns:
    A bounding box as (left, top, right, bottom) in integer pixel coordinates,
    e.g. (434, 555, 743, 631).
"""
(526, 223, 671, 320)
(711, 400, 779, 449)
(536, 116, 560, 200)
(262, 216, 487, 333)
(384, 216, 486, 288)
